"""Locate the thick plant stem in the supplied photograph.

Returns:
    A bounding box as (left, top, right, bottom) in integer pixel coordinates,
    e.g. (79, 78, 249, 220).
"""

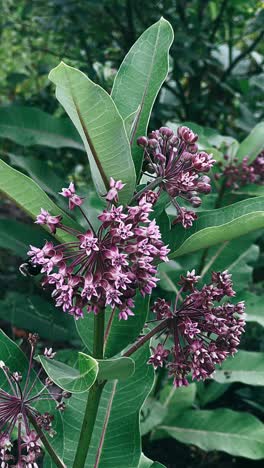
(73, 310, 105, 468)
(28, 412, 66, 468)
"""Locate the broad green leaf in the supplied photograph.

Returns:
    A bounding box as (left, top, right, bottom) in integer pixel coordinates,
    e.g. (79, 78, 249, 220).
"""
(111, 18, 174, 175)
(49, 62, 136, 204)
(0, 159, 81, 244)
(76, 293, 149, 357)
(214, 351, 264, 386)
(38, 352, 98, 393)
(165, 197, 264, 258)
(61, 344, 154, 467)
(0, 105, 84, 150)
(0, 293, 79, 344)
(196, 381, 231, 407)
(0, 219, 52, 257)
(239, 291, 264, 327)
(154, 408, 264, 459)
(97, 356, 135, 380)
(0, 330, 64, 466)
(236, 122, 264, 163)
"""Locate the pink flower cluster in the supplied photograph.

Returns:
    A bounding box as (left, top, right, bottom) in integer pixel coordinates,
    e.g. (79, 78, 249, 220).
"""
(27, 181, 169, 320)
(0, 334, 67, 467)
(215, 150, 264, 189)
(148, 270, 245, 387)
(137, 126, 215, 228)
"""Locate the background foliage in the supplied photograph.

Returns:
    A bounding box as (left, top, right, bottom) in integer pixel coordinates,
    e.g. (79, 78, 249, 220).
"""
(0, 1, 264, 467)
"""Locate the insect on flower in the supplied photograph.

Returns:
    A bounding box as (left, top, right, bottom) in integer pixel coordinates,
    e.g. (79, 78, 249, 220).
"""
(25, 180, 170, 320)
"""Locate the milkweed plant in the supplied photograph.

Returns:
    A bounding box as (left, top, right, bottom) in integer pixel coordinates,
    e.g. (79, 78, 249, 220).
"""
(1, 17, 264, 468)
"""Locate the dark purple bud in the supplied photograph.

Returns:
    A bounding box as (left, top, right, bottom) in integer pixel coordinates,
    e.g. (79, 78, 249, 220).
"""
(137, 136, 148, 147)
(159, 126, 174, 138)
(148, 138, 159, 148)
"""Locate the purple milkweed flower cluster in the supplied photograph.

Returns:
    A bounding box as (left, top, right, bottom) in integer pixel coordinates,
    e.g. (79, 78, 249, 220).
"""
(27, 181, 170, 320)
(147, 270, 245, 387)
(215, 150, 264, 189)
(0, 334, 68, 467)
(137, 126, 215, 228)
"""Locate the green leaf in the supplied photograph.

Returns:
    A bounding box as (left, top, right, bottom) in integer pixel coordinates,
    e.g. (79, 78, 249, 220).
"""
(154, 408, 264, 459)
(0, 105, 84, 150)
(236, 122, 264, 163)
(38, 352, 98, 393)
(0, 219, 52, 257)
(239, 291, 264, 327)
(61, 344, 154, 467)
(159, 383, 196, 417)
(7, 152, 65, 202)
(214, 351, 264, 386)
(49, 62, 136, 204)
(0, 330, 64, 465)
(166, 197, 264, 258)
(234, 184, 264, 197)
(76, 293, 149, 357)
(0, 159, 81, 244)
(97, 356, 135, 380)
(111, 18, 174, 175)
(124, 106, 140, 139)
(196, 381, 231, 407)
(0, 293, 79, 344)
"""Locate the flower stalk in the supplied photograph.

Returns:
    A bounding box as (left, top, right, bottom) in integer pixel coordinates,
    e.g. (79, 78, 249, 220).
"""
(28, 412, 66, 468)
(72, 309, 105, 468)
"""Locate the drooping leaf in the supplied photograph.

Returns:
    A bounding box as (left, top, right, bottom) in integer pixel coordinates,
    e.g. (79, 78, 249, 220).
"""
(7, 152, 66, 202)
(49, 62, 136, 204)
(196, 381, 231, 407)
(97, 356, 135, 380)
(38, 352, 98, 393)
(154, 408, 264, 459)
(76, 293, 150, 357)
(61, 344, 154, 467)
(214, 351, 264, 386)
(0, 105, 84, 150)
(159, 383, 196, 418)
(239, 291, 264, 327)
(0, 293, 79, 344)
(141, 398, 167, 436)
(0, 330, 64, 466)
(199, 233, 260, 292)
(235, 121, 264, 163)
(166, 197, 264, 258)
(0, 159, 81, 244)
(111, 18, 174, 175)
(0, 219, 53, 257)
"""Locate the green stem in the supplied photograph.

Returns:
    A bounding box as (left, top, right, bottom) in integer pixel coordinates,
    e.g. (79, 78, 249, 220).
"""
(198, 179, 226, 274)
(73, 310, 105, 468)
(28, 412, 66, 468)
